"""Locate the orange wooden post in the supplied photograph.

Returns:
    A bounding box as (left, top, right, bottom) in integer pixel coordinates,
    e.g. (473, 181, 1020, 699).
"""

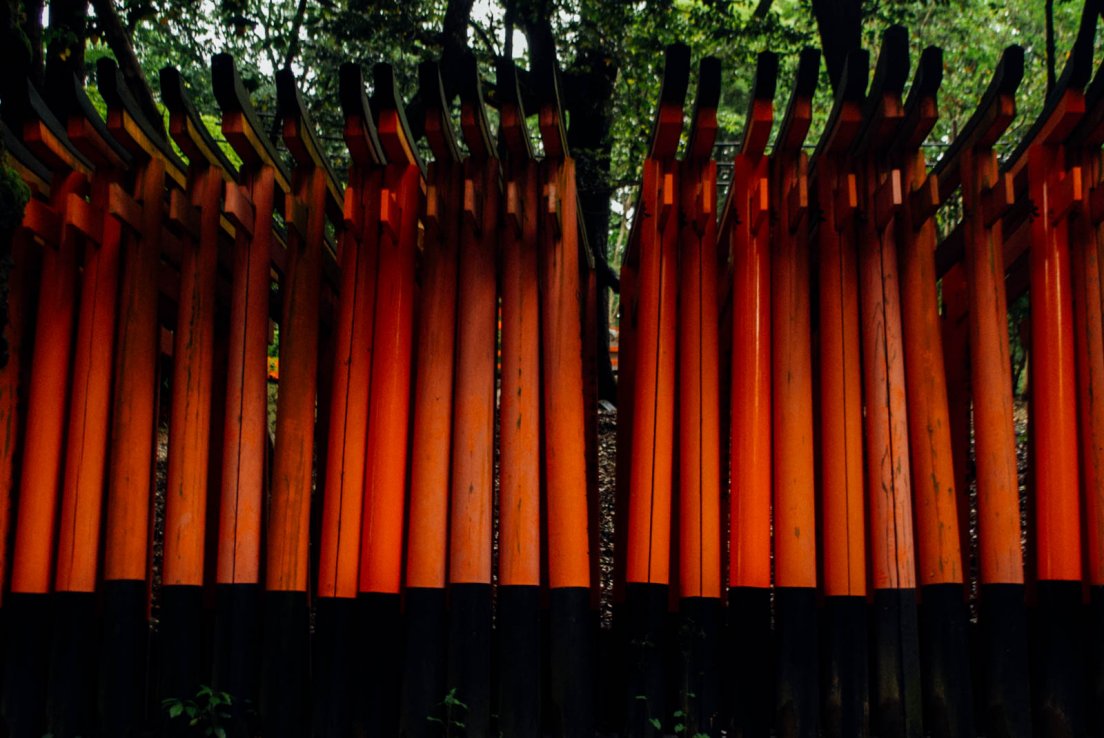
(356, 63, 420, 735)
(314, 62, 385, 736)
(262, 67, 341, 738)
(852, 30, 923, 738)
(811, 49, 868, 738)
(768, 48, 819, 738)
(933, 46, 1030, 737)
(894, 48, 976, 738)
(495, 58, 543, 738)
(1005, 14, 1096, 727)
(3, 91, 90, 734)
(401, 61, 461, 738)
(34, 65, 143, 735)
(939, 265, 973, 568)
(212, 52, 287, 704)
(446, 56, 499, 738)
(720, 50, 776, 738)
(0, 131, 47, 617)
(1069, 65, 1104, 732)
(675, 57, 722, 737)
(89, 62, 194, 733)
(623, 44, 686, 738)
(159, 66, 238, 701)
(536, 56, 594, 736)
(725, 63, 771, 606)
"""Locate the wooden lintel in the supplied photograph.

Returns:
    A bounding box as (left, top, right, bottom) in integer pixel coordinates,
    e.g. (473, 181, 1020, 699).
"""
(981, 171, 1015, 227)
(1048, 166, 1083, 222)
(873, 169, 903, 232)
(223, 181, 255, 237)
(166, 188, 200, 239)
(908, 174, 941, 226)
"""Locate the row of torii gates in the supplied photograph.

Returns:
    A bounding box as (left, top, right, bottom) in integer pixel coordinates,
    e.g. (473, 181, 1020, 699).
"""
(2, 1, 1104, 737)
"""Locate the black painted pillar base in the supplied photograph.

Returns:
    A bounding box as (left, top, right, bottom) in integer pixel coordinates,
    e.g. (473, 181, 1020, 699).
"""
(978, 583, 1031, 738)
(725, 586, 771, 738)
(497, 585, 540, 738)
(548, 587, 593, 738)
(100, 579, 148, 738)
(775, 586, 818, 738)
(821, 595, 867, 738)
(677, 597, 721, 737)
(48, 591, 98, 738)
(918, 583, 974, 738)
(260, 589, 309, 738)
(871, 587, 923, 738)
(1089, 586, 1104, 737)
(1031, 580, 1083, 738)
(596, 616, 623, 734)
(401, 587, 447, 738)
(356, 592, 402, 737)
(3, 593, 50, 738)
(212, 583, 260, 734)
(445, 583, 491, 737)
(624, 582, 668, 737)
(159, 584, 205, 703)
(312, 596, 356, 738)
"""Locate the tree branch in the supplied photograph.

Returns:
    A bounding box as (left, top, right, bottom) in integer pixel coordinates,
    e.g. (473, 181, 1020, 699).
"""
(468, 17, 499, 59)
(283, 0, 308, 69)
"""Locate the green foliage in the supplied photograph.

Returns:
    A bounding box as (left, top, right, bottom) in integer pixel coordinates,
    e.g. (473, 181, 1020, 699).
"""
(162, 685, 234, 738)
(426, 687, 468, 737)
(0, 164, 30, 233)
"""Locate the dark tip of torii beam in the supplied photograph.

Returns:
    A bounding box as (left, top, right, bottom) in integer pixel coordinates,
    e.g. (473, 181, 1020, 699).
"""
(211, 52, 287, 179)
(11, 80, 94, 173)
(898, 46, 944, 151)
(648, 43, 691, 161)
(851, 24, 909, 156)
(97, 58, 164, 150)
(160, 66, 238, 173)
(370, 62, 426, 175)
(533, 49, 569, 159)
(1004, 0, 1098, 167)
(56, 69, 133, 169)
(337, 63, 385, 167)
(775, 47, 820, 154)
(811, 48, 869, 165)
(1, 120, 51, 184)
(275, 65, 343, 225)
(685, 56, 721, 161)
(457, 52, 495, 162)
(738, 50, 778, 159)
(415, 60, 462, 163)
(930, 45, 1024, 186)
(494, 57, 533, 161)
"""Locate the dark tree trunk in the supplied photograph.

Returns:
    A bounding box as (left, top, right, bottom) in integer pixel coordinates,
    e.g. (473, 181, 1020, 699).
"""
(811, 0, 862, 92)
(565, 48, 619, 403)
(22, 0, 44, 88)
(439, 0, 475, 99)
(90, 0, 162, 131)
(0, 0, 32, 98)
(43, 0, 89, 106)
(515, 0, 555, 86)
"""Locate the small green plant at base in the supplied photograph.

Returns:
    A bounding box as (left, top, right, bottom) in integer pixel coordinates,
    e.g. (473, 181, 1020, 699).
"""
(636, 695, 710, 738)
(162, 685, 233, 737)
(427, 687, 468, 737)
